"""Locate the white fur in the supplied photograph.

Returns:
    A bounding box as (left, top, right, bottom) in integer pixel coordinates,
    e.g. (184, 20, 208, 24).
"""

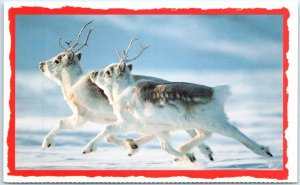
(39, 52, 115, 149)
(39, 52, 214, 160)
(87, 61, 273, 161)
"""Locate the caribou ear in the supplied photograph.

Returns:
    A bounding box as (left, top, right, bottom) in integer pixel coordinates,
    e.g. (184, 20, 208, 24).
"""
(119, 62, 126, 72)
(127, 64, 133, 71)
(76, 52, 82, 61)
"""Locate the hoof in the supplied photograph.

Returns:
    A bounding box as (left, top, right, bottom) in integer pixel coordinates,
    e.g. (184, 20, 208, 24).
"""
(42, 136, 55, 150)
(126, 138, 139, 150)
(259, 146, 273, 157)
(186, 153, 196, 163)
(82, 149, 93, 154)
(82, 142, 97, 154)
(174, 153, 196, 163)
(190, 156, 196, 163)
(131, 144, 138, 150)
(199, 144, 214, 161)
(209, 154, 214, 161)
(125, 138, 140, 157)
(266, 151, 273, 157)
(127, 148, 139, 157)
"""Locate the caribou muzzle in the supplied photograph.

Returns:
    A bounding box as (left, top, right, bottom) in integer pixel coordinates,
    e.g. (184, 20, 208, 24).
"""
(90, 71, 99, 82)
(39, 62, 45, 72)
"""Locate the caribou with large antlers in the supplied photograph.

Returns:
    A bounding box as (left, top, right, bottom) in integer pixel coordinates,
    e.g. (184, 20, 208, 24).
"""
(86, 38, 273, 162)
(39, 21, 215, 161)
(58, 20, 94, 53)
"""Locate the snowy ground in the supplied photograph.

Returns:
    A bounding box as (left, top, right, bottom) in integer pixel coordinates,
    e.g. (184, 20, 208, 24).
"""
(15, 119, 282, 170)
(15, 70, 283, 170)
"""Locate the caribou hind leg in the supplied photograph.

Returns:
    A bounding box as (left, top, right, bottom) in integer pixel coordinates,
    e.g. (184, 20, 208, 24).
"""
(124, 130, 214, 160)
(174, 129, 212, 162)
(186, 129, 214, 161)
(209, 121, 273, 157)
(157, 132, 197, 162)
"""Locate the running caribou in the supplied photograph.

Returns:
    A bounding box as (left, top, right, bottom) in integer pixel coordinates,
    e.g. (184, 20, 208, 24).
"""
(86, 39, 273, 161)
(39, 21, 215, 161)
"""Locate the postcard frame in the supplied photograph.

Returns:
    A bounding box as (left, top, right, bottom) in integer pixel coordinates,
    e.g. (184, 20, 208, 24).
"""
(3, 1, 298, 183)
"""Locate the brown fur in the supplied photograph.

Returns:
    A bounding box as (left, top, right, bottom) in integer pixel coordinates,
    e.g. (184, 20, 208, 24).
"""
(134, 81, 213, 109)
(57, 54, 63, 60)
(85, 76, 108, 100)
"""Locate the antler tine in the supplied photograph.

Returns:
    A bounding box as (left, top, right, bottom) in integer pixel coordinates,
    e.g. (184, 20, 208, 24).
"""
(116, 39, 149, 63)
(115, 39, 139, 61)
(71, 20, 93, 50)
(126, 40, 150, 63)
(73, 27, 94, 53)
(123, 38, 139, 59)
(58, 38, 67, 51)
(65, 41, 72, 48)
(116, 48, 123, 59)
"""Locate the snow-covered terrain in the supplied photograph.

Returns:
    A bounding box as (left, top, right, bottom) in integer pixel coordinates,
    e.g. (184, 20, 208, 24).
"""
(15, 70, 283, 170)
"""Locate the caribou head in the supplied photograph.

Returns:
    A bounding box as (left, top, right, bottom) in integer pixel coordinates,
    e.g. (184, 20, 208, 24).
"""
(90, 39, 149, 102)
(39, 21, 94, 84)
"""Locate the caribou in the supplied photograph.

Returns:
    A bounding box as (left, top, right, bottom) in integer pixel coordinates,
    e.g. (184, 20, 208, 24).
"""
(86, 39, 273, 161)
(39, 21, 215, 161)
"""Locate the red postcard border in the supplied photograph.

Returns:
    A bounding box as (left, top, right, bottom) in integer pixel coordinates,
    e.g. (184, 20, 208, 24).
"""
(7, 6, 289, 180)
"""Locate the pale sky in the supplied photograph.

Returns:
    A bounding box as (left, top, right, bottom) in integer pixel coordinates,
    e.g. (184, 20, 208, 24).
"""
(15, 15, 283, 117)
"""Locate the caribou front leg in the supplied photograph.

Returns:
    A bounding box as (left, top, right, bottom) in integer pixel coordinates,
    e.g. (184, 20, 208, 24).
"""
(125, 129, 214, 159)
(104, 134, 151, 155)
(82, 123, 131, 154)
(42, 114, 86, 149)
(126, 135, 156, 156)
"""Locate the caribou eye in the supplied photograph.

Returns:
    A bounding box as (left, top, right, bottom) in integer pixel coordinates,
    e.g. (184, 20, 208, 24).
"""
(54, 60, 60, 64)
(105, 70, 111, 77)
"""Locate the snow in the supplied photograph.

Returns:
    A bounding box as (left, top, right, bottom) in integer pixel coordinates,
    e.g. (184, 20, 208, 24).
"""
(15, 120, 282, 170)
(15, 70, 283, 170)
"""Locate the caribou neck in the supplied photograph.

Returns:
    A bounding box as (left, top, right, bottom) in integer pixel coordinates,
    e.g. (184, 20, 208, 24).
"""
(60, 65, 83, 94)
(111, 76, 134, 104)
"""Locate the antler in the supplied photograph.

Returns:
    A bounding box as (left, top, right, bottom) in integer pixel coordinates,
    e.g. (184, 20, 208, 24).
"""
(65, 41, 72, 48)
(57, 21, 94, 53)
(71, 21, 94, 52)
(116, 38, 150, 63)
(58, 38, 67, 51)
